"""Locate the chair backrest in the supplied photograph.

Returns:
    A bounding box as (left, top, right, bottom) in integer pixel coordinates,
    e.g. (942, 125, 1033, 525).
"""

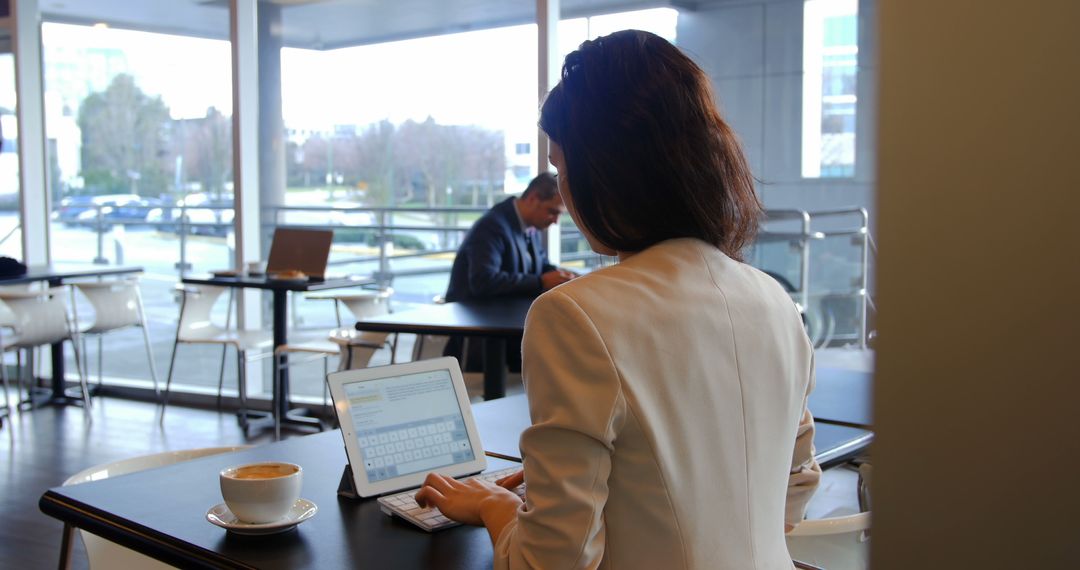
(0, 288, 73, 348)
(74, 280, 142, 334)
(336, 289, 393, 321)
(339, 289, 392, 347)
(0, 284, 35, 328)
(175, 284, 229, 342)
(64, 446, 249, 570)
(412, 334, 451, 361)
(786, 511, 871, 570)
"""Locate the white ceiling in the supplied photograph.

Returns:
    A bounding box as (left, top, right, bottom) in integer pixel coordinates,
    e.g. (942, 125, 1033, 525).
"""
(38, 0, 718, 49)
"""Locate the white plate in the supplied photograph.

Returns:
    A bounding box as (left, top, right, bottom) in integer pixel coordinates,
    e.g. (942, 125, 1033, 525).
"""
(206, 498, 317, 535)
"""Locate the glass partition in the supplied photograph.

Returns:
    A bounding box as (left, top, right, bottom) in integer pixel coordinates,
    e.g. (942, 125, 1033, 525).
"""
(0, 52, 21, 259)
(41, 3, 234, 394)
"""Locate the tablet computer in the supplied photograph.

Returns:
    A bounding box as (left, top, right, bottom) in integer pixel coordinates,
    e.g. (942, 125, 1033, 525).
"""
(327, 357, 488, 498)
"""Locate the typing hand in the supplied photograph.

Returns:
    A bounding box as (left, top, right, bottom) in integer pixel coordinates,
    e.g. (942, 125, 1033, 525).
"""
(541, 269, 575, 291)
(415, 472, 522, 527)
(495, 470, 525, 493)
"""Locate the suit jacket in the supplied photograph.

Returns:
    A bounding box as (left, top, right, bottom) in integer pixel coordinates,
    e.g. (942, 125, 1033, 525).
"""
(445, 197, 555, 302)
(495, 238, 821, 569)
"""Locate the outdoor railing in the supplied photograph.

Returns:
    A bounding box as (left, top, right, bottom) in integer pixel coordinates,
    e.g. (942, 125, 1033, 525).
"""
(55, 201, 874, 346)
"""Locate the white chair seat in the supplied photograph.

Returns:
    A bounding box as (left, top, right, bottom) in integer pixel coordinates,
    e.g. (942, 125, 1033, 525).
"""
(786, 511, 871, 570)
(181, 328, 274, 352)
(275, 337, 339, 356)
(63, 446, 249, 569)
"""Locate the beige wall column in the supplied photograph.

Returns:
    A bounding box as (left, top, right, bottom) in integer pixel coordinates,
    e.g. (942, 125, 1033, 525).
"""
(873, 1, 1079, 567)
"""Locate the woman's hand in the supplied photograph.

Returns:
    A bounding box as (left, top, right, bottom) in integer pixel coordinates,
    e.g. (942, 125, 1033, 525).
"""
(415, 473, 523, 529)
(496, 470, 525, 492)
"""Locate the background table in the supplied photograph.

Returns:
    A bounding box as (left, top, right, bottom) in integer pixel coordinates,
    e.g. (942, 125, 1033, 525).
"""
(181, 274, 373, 434)
(0, 264, 143, 408)
(472, 394, 873, 469)
(354, 298, 533, 400)
(807, 367, 873, 428)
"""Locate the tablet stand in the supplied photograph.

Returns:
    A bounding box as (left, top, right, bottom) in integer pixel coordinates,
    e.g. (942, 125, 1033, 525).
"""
(337, 465, 361, 500)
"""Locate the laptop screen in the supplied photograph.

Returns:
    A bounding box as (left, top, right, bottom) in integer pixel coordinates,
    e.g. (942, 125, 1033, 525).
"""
(265, 228, 333, 278)
(341, 368, 477, 483)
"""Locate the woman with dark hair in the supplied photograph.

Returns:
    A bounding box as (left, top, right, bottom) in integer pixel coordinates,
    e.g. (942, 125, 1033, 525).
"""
(416, 30, 820, 569)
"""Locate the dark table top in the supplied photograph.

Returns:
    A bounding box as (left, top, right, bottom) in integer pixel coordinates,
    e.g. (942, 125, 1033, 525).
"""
(355, 298, 533, 337)
(472, 394, 873, 469)
(182, 273, 373, 293)
(40, 389, 872, 568)
(807, 367, 873, 428)
(40, 430, 518, 570)
(0, 264, 143, 285)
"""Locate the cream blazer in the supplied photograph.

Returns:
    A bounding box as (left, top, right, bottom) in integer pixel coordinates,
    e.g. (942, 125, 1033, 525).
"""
(494, 238, 820, 570)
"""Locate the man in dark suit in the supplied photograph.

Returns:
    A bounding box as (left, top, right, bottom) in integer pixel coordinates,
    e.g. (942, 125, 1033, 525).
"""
(443, 173, 576, 371)
(445, 173, 575, 302)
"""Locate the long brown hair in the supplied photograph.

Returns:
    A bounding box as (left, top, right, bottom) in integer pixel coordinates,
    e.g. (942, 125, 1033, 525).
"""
(540, 30, 761, 260)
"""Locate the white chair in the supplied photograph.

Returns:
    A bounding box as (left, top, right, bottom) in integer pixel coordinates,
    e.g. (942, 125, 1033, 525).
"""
(786, 511, 871, 570)
(269, 289, 394, 439)
(61, 446, 249, 569)
(0, 284, 46, 406)
(160, 285, 272, 428)
(70, 278, 160, 397)
(0, 287, 91, 411)
(409, 293, 458, 363)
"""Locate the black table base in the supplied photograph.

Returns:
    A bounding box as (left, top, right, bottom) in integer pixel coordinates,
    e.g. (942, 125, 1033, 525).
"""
(239, 407, 324, 437)
(19, 384, 99, 410)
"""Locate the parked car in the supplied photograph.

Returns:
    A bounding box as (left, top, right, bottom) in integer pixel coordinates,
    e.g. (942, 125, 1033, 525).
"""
(53, 194, 152, 228)
(146, 193, 235, 237)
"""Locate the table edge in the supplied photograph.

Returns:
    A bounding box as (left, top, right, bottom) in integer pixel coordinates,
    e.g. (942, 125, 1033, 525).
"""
(39, 490, 253, 570)
(354, 321, 523, 337)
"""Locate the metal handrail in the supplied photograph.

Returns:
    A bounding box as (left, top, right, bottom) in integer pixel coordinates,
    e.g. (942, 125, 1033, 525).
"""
(55, 201, 876, 346)
(0, 222, 20, 247)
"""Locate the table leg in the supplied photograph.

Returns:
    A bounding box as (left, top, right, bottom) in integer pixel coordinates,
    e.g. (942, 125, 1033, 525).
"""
(482, 338, 507, 400)
(273, 289, 289, 421)
(18, 342, 88, 409)
(21, 282, 90, 408)
(244, 289, 322, 437)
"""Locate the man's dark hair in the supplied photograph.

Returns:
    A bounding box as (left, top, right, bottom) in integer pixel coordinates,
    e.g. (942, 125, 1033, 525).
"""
(520, 172, 559, 201)
(539, 30, 762, 260)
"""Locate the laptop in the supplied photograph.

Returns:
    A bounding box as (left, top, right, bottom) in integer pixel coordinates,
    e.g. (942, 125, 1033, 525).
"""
(265, 228, 334, 279)
(327, 357, 523, 531)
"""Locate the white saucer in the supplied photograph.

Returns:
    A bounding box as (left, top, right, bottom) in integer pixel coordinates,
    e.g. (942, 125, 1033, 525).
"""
(206, 498, 317, 535)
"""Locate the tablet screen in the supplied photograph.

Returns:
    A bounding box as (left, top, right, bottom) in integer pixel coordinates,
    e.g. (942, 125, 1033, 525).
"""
(342, 368, 477, 483)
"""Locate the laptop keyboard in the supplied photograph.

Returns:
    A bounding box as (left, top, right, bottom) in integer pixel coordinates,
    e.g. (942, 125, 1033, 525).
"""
(377, 466, 525, 531)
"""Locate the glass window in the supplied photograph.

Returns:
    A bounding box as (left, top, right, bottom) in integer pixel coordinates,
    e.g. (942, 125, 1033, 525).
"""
(802, 0, 859, 178)
(40, 4, 233, 393)
(0, 53, 21, 259)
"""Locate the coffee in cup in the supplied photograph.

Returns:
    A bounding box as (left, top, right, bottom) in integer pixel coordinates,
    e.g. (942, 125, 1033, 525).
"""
(219, 462, 302, 523)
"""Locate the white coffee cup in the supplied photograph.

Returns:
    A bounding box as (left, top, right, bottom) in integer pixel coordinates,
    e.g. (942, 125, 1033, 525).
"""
(219, 462, 302, 523)
(246, 261, 267, 275)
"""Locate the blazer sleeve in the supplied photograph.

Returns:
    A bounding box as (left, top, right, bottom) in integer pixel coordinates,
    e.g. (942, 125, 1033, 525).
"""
(494, 290, 625, 570)
(786, 353, 822, 527)
(465, 220, 543, 297)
